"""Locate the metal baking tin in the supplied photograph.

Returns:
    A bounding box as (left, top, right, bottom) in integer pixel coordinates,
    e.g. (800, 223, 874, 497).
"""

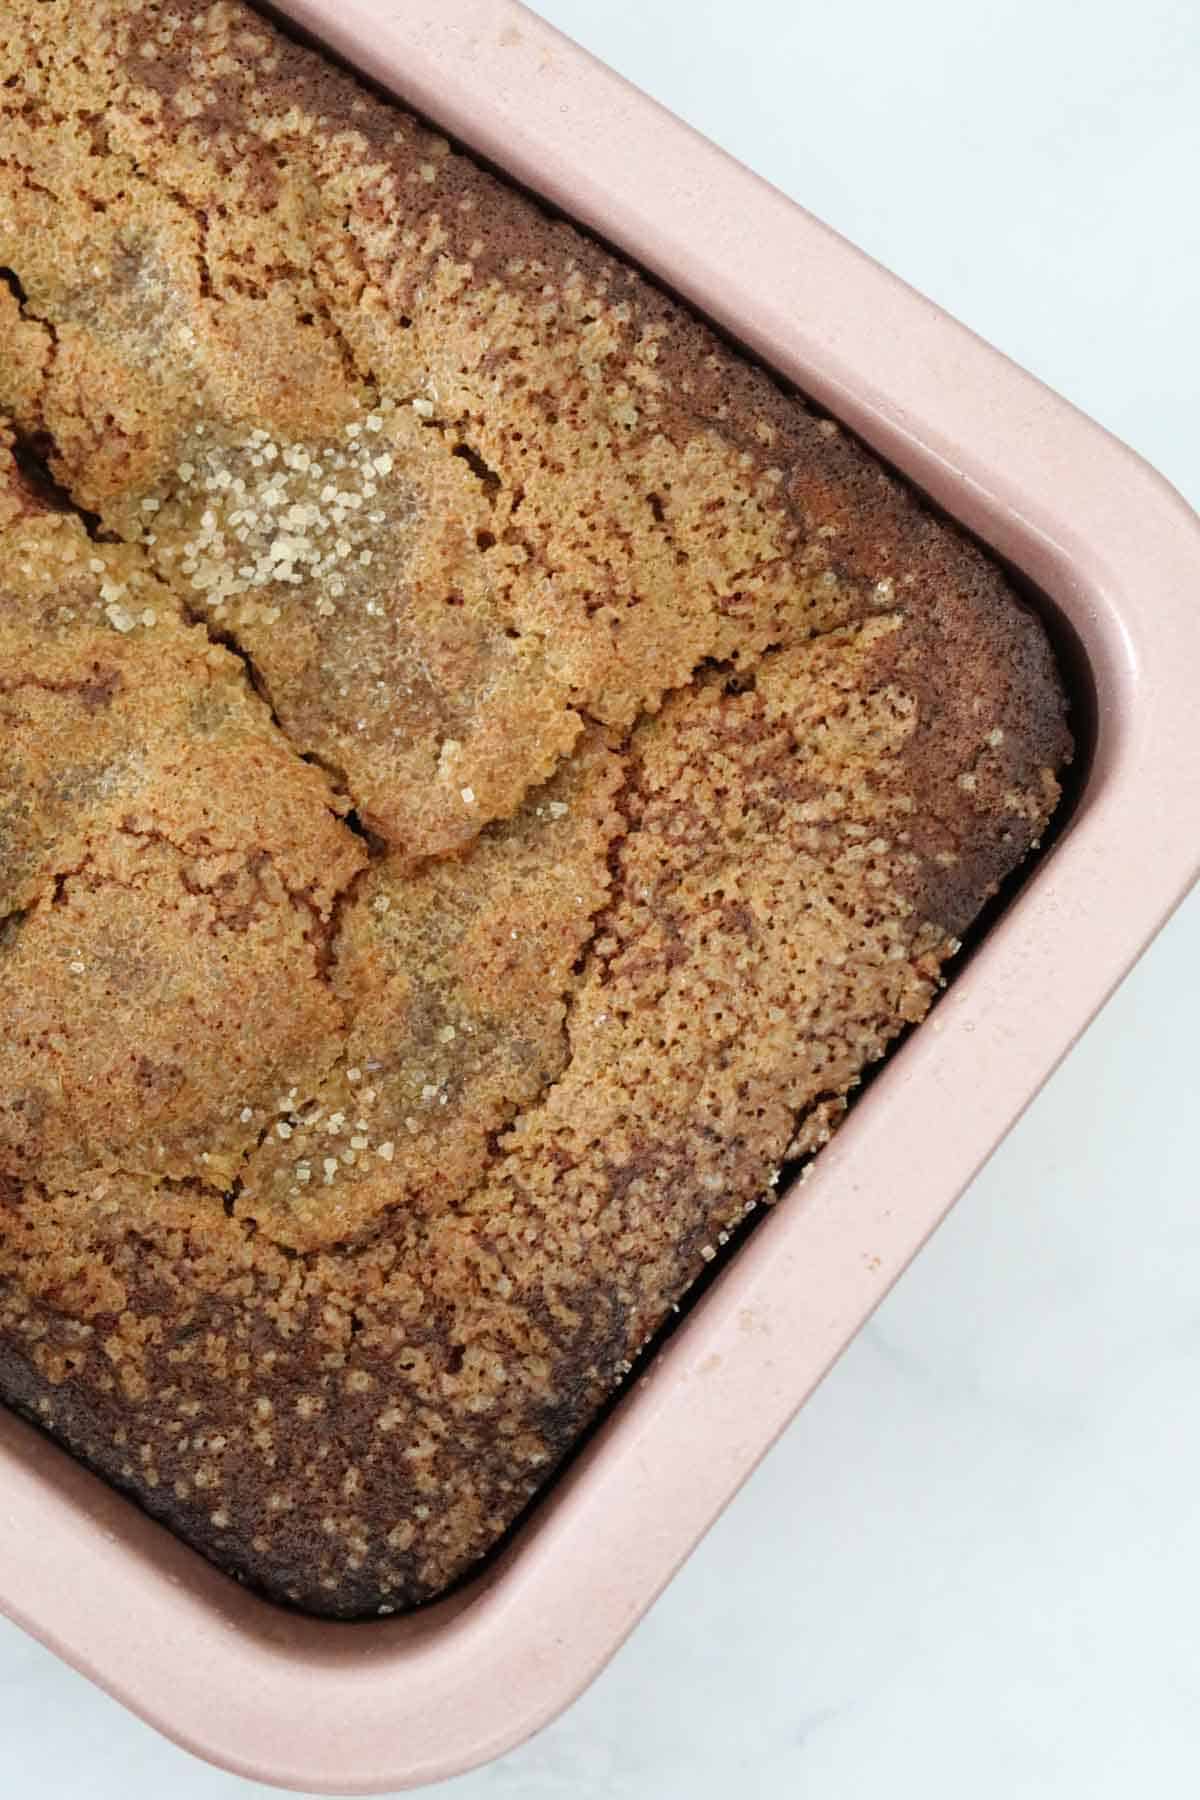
(1, 1, 1197, 1789)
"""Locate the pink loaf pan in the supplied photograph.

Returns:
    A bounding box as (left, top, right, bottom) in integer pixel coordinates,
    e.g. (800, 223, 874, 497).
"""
(3, 1, 1199, 1790)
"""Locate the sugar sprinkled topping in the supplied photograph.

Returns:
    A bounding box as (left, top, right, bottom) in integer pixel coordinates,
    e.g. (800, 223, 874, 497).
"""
(140, 411, 408, 619)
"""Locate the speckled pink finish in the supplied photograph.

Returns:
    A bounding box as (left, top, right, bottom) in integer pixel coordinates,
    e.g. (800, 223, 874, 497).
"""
(2, 2, 1198, 1791)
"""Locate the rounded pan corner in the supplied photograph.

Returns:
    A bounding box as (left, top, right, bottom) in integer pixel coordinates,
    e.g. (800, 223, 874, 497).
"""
(2, 0, 1199, 1791)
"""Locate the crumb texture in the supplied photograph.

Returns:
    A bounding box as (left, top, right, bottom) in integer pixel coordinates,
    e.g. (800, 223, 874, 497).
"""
(0, 0, 1070, 1615)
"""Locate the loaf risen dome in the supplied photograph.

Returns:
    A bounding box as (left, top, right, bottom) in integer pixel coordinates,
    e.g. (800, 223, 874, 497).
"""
(0, 0, 1069, 1615)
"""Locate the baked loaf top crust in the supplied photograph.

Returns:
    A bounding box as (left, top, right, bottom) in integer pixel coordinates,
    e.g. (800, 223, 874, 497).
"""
(0, 0, 1069, 1614)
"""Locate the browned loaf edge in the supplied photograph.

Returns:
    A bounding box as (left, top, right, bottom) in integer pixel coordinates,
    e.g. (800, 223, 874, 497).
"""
(0, 0, 1070, 1616)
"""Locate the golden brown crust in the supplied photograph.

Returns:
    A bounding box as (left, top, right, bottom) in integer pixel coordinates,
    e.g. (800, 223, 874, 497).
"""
(0, 0, 1070, 1615)
(0, 442, 366, 1192)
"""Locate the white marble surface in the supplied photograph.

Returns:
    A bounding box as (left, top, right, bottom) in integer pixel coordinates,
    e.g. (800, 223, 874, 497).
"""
(2, 1, 1198, 1794)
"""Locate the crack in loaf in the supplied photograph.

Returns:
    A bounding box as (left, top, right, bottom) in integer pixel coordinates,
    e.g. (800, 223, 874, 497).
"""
(0, 0, 1071, 1616)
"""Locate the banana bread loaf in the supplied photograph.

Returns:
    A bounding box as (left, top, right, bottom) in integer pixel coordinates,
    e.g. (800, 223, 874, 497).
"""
(0, 0, 1070, 1615)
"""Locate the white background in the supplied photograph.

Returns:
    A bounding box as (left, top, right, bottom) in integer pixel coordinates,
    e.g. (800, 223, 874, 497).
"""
(2, 1, 1198, 1795)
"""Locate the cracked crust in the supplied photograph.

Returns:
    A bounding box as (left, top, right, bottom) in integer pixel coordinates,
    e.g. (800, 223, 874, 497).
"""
(0, 443, 366, 1190)
(0, 1, 1070, 1616)
(237, 729, 626, 1253)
